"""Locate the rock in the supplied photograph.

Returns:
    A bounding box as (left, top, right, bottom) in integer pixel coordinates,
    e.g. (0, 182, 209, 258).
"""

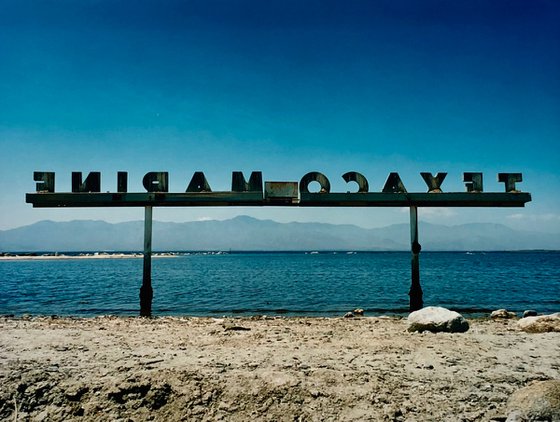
(65, 385, 89, 401)
(223, 324, 251, 331)
(407, 307, 469, 333)
(505, 380, 560, 421)
(522, 310, 538, 318)
(491, 309, 517, 319)
(517, 313, 560, 333)
(142, 383, 172, 410)
(353, 308, 364, 317)
(343, 312, 354, 318)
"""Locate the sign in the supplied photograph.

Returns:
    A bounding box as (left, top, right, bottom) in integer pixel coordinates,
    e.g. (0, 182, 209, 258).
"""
(25, 169, 532, 317)
(27, 171, 530, 208)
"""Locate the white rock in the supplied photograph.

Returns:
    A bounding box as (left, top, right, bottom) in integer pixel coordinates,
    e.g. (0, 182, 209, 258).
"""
(491, 309, 517, 319)
(407, 306, 469, 333)
(353, 308, 364, 317)
(517, 313, 560, 333)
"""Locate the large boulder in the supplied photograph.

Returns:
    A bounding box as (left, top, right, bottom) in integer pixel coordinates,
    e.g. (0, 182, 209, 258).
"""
(518, 313, 560, 333)
(407, 306, 469, 333)
(506, 380, 560, 421)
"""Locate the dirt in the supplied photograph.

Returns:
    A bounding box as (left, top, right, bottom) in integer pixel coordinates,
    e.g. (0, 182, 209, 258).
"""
(0, 315, 558, 421)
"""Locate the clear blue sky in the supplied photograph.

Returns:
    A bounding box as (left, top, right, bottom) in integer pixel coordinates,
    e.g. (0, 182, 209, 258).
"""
(1, 0, 559, 232)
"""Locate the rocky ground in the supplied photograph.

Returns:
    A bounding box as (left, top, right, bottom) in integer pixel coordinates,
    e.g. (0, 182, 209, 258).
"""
(0, 315, 558, 421)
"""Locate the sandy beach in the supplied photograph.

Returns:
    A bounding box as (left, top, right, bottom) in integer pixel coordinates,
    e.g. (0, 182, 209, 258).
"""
(0, 316, 558, 421)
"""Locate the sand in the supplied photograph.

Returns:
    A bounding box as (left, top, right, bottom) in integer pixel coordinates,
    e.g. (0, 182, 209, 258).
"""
(0, 315, 558, 421)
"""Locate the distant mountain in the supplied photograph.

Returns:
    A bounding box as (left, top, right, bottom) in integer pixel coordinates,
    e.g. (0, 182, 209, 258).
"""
(0, 216, 558, 252)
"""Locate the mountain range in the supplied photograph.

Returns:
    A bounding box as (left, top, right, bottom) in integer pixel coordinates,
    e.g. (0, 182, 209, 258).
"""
(1, 216, 558, 252)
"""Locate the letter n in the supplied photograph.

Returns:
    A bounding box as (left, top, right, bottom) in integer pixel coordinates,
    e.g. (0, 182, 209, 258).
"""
(72, 172, 101, 192)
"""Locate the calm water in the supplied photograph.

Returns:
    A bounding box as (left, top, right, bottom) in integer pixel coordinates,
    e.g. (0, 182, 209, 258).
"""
(1, 251, 559, 317)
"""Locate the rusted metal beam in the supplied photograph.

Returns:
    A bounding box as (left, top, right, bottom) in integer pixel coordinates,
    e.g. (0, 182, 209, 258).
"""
(298, 192, 531, 207)
(26, 191, 531, 208)
(26, 192, 265, 207)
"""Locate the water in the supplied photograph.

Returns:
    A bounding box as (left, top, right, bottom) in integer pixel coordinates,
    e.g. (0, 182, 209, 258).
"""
(1, 251, 559, 317)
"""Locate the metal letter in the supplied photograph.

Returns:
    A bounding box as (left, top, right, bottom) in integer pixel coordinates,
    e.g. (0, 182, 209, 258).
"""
(264, 182, 298, 203)
(463, 172, 483, 192)
(72, 172, 101, 193)
(186, 172, 212, 192)
(34, 172, 55, 193)
(117, 172, 128, 193)
(299, 172, 330, 193)
(498, 173, 522, 192)
(420, 172, 447, 193)
(142, 172, 169, 193)
(382, 173, 407, 193)
(342, 172, 369, 193)
(232, 171, 263, 192)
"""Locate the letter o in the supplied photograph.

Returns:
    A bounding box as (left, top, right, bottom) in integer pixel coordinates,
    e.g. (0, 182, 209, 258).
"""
(299, 172, 331, 193)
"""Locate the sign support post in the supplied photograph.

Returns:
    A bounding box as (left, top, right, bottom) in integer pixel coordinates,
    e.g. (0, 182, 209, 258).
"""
(140, 206, 153, 317)
(409, 206, 423, 311)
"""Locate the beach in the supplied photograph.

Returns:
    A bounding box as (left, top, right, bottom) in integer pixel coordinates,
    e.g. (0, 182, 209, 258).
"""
(1, 316, 558, 421)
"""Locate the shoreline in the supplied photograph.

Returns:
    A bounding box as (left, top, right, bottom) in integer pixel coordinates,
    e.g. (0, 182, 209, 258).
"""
(0, 253, 181, 261)
(1, 315, 558, 421)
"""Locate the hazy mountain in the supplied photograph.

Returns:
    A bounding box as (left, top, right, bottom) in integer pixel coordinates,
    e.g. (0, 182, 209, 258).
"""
(0, 216, 558, 252)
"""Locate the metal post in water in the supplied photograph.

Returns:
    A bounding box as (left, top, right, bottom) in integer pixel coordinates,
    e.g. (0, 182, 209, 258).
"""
(140, 206, 153, 317)
(409, 206, 423, 311)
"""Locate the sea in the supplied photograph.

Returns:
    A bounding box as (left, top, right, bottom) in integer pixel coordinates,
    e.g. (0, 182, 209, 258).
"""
(1, 251, 559, 318)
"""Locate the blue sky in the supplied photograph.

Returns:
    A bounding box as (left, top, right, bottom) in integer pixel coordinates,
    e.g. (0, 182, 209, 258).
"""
(1, 0, 559, 232)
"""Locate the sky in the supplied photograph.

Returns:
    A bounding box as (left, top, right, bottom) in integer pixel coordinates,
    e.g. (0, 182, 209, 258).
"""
(1, 0, 559, 233)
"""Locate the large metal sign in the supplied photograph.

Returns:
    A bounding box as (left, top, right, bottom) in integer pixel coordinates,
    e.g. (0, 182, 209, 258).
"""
(27, 170, 531, 317)
(28, 170, 529, 207)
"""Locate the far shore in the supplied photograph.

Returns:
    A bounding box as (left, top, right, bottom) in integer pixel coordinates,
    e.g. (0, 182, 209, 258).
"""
(0, 252, 182, 261)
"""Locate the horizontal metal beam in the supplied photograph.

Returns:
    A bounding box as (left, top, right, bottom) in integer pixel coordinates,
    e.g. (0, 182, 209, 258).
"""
(25, 192, 265, 208)
(26, 191, 531, 208)
(299, 192, 532, 207)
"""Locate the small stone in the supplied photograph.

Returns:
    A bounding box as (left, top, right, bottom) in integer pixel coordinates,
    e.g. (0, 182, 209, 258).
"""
(506, 380, 560, 421)
(353, 308, 364, 317)
(490, 309, 517, 319)
(65, 386, 89, 401)
(522, 310, 538, 318)
(517, 313, 560, 333)
(223, 324, 251, 331)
